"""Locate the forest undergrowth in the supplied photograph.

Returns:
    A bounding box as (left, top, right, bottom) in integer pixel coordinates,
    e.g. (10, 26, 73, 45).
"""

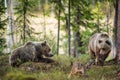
(0, 54, 120, 80)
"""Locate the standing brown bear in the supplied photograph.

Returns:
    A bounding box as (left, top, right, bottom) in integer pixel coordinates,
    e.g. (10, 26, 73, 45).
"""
(9, 41, 54, 67)
(88, 33, 113, 66)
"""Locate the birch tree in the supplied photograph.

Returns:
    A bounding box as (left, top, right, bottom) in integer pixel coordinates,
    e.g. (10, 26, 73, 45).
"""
(5, 0, 11, 53)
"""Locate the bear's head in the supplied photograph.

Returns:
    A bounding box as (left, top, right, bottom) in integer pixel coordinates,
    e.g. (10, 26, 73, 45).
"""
(41, 41, 53, 57)
(97, 33, 112, 54)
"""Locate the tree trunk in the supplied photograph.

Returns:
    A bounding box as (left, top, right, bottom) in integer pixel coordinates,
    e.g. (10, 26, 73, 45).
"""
(106, 1, 109, 34)
(5, 0, 11, 53)
(43, 7, 46, 40)
(106, 14, 109, 34)
(68, 0, 71, 56)
(72, 6, 82, 58)
(57, 0, 61, 55)
(23, 12, 26, 44)
(97, 2, 100, 33)
(73, 32, 80, 58)
(23, 2, 26, 44)
(115, 0, 120, 62)
(42, 0, 47, 40)
(9, 0, 15, 45)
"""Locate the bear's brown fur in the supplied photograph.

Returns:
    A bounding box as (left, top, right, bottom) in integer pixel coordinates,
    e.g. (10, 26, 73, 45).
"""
(9, 41, 53, 67)
(88, 33, 112, 66)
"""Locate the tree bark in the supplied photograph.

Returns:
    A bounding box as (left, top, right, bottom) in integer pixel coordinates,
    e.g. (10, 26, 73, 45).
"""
(9, 0, 15, 45)
(68, 0, 71, 56)
(72, 6, 82, 58)
(97, 2, 100, 33)
(5, 0, 11, 53)
(23, 10, 26, 44)
(57, 0, 61, 55)
(43, 7, 46, 40)
(115, 0, 120, 62)
(106, 1, 109, 34)
(23, 1, 27, 44)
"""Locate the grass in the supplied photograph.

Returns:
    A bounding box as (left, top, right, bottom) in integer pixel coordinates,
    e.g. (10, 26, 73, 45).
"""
(0, 54, 120, 80)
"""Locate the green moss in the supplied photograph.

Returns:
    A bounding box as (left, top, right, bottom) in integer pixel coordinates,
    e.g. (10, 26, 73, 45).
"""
(5, 72, 37, 80)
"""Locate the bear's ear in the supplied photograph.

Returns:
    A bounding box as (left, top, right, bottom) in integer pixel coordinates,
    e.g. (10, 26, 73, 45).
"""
(25, 41, 33, 46)
(101, 33, 109, 38)
(44, 40, 46, 44)
(41, 41, 46, 46)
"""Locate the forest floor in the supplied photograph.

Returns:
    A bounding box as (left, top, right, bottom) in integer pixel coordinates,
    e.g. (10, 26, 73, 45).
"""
(0, 54, 120, 80)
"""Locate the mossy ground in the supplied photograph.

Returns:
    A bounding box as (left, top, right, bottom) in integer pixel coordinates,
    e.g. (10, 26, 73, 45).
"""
(0, 54, 120, 80)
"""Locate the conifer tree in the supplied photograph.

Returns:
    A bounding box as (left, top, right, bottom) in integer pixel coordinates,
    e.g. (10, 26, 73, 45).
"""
(0, 0, 6, 54)
(14, 0, 36, 44)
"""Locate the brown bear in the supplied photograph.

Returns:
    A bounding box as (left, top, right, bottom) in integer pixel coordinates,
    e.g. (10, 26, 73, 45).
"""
(88, 33, 113, 66)
(9, 41, 54, 67)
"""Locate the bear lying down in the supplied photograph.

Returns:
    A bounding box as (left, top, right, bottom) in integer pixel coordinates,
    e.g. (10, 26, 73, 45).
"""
(9, 41, 54, 67)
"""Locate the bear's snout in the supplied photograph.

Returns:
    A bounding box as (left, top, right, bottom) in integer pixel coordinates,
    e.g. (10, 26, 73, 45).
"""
(102, 48, 106, 51)
(45, 52, 54, 57)
(48, 52, 54, 57)
(48, 54, 54, 57)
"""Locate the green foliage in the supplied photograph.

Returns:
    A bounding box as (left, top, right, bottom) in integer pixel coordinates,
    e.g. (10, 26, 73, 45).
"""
(70, 0, 95, 27)
(36, 0, 52, 16)
(0, 54, 120, 80)
(0, 38, 6, 54)
(50, 0, 99, 55)
(78, 29, 93, 54)
(70, 0, 96, 54)
(0, 0, 6, 54)
(14, 0, 37, 43)
(6, 72, 37, 80)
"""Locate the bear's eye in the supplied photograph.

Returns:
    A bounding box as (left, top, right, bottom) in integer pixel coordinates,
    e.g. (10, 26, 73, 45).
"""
(49, 49, 51, 52)
(106, 40, 111, 45)
(99, 40, 102, 43)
